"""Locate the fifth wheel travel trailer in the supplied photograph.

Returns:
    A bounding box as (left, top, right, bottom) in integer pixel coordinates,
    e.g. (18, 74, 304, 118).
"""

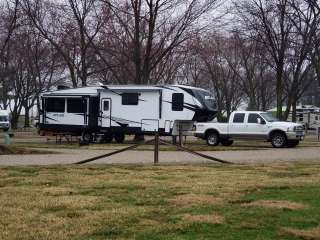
(38, 85, 217, 143)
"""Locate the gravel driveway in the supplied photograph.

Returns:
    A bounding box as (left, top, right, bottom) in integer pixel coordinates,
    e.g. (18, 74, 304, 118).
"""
(0, 147, 319, 166)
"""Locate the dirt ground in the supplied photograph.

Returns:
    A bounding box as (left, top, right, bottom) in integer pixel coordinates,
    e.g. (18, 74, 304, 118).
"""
(0, 131, 319, 166)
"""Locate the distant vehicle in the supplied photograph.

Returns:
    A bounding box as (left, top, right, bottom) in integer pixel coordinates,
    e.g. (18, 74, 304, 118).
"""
(195, 111, 305, 148)
(38, 85, 218, 143)
(0, 110, 10, 131)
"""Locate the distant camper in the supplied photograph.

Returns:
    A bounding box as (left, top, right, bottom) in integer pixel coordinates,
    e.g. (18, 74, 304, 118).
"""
(38, 85, 217, 143)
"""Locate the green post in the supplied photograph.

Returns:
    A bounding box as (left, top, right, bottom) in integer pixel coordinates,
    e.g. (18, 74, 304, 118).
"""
(4, 133, 12, 145)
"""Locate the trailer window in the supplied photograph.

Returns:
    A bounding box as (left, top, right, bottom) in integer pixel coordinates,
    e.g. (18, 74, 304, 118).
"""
(45, 98, 65, 113)
(233, 113, 245, 123)
(172, 93, 184, 111)
(103, 101, 109, 111)
(67, 98, 86, 113)
(122, 93, 139, 105)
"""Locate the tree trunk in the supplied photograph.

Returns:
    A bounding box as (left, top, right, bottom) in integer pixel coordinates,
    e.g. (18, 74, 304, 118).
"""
(10, 112, 19, 129)
(276, 68, 283, 120)
(24, 105, 30, 128)
(292, 100, 297, 122)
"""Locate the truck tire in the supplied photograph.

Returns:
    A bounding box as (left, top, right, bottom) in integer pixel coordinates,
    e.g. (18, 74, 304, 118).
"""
(287, 140, 299, 148)
(221, 139, 234, 146)
(206, 131, 219, 146)
(271, 132, 287, 148)
(114, 133, 125, 143)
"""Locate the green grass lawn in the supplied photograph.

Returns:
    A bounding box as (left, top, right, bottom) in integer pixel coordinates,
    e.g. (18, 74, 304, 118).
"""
(1, 163, 320, 240)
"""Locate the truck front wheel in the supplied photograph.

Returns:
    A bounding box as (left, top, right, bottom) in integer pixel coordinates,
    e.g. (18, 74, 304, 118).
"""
(271, 132, 287, 148)
(206, 131, 220, 146)
(221, 139, 234, 146)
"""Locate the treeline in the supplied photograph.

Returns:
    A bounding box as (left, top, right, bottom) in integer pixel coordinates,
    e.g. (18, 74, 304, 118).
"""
(0, 0, 319, 128)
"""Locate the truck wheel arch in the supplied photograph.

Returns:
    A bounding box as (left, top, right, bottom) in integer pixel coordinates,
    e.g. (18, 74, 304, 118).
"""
(268, 129, 286, 140)
(205, 129, 220, 138)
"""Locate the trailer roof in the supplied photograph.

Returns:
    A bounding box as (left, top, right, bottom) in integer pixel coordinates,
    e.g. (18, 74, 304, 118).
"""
(41, 84, 208, 96)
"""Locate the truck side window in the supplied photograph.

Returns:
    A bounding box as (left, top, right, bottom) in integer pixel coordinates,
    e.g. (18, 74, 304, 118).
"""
(233, 113, 245, 123)
(172, 93, 184, 111)
(122, 93, 139, 105)
(248, 114, 260, 123)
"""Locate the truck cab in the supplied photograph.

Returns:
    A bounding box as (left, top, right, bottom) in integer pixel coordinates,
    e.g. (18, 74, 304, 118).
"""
(195, 111, 305, 148)
(0, 110, 10, 132)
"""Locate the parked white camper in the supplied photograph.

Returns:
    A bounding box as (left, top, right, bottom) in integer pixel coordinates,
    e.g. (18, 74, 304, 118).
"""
(0, 110, 10, 131)
(39, 85, 217, 143)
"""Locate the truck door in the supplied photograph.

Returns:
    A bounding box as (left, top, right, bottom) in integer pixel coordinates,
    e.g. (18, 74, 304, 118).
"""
(101, 99, 111, 128)
(247, 113, 268, 137)
(229, 113, 247, 136)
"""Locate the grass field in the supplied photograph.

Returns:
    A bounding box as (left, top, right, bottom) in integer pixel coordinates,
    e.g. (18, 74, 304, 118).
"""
(1, 163, 320, 240)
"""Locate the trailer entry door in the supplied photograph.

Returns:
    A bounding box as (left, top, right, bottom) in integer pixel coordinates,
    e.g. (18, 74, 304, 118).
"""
(101, 99, 111, 128)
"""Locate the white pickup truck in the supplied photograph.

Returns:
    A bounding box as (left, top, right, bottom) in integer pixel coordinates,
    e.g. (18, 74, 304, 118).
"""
(195, 111, 305, 148)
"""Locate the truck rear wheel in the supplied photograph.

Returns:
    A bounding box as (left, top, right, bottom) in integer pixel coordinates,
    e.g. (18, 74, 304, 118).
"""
(287, 140, 299, 148)
(114, 133, 125, 143)
(221, 139, 233, 146)
(206, 131, 219, 146)
(271, 132, 287, 148)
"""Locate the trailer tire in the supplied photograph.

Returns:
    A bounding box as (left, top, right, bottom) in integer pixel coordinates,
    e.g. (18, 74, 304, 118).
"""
(81, 131, 93, 144)
(221, 139, 233, 146)
(103, 134, 113, 143)
(287, 140, 299, 148)
(271, 131, 287, 148)
(114, 133, 125, 143)
(206, 131, 220, 146)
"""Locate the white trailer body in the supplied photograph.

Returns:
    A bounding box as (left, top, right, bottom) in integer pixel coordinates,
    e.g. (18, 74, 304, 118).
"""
(39, 85, 217, 140)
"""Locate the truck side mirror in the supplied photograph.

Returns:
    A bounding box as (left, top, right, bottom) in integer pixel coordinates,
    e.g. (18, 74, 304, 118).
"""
(257, 118, 261, 124)
(258, 118, 266, 124)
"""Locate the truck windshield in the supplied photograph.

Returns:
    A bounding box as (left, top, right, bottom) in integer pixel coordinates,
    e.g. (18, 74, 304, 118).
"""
(192, 89, 217, 111)
(0, 116, 8, 122)
(260, 112, 280, 122)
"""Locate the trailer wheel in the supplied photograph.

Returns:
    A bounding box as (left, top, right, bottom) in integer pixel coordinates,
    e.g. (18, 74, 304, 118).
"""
(287, 140, 299, 148)
(206, 131, 219, 146)
(81, 131, 93, 144)
(103, 134, 113, 143)
(221, 139, 233, 146)
(271, 132, 287, 148)
(114, 133, 125, 143)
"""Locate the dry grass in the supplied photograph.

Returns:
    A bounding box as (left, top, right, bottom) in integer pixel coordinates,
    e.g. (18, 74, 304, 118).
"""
(244, 200, 308, 210)
(170, 194, 223, 207)
(281, 227, 320, 240)
(0, 163, 320, 240)
(182, 213, 224, 224)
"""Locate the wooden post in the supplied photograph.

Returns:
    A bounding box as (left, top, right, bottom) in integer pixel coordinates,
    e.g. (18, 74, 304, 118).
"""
(154, 132, 159, 164)
(179, 123, 183, 147)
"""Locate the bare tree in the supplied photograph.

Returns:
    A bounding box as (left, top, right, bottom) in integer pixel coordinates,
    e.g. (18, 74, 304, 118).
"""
(0, 0, 19, 110)
(282, 0, 320, 121)
(234, 0, 294, 119)
(22, 0, 105, 87)
(226, 32, 275, 111)
(97, 0, 222, 84)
